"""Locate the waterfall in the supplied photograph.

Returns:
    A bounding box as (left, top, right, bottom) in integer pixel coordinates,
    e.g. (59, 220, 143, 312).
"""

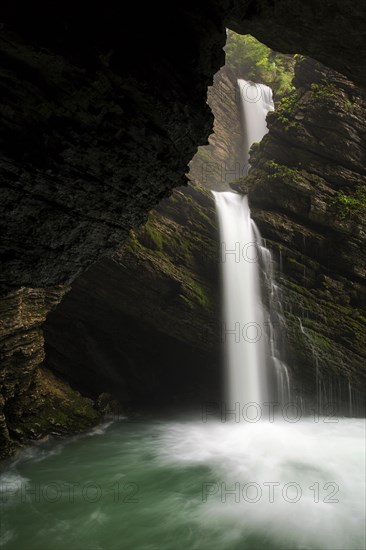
(213, 192, 269, 409)
(213, 79, 290, 411)
(237, 79, 274, 173)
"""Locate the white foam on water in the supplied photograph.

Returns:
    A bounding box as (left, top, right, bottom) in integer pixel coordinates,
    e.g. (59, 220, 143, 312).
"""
(153, 418, 366, 550)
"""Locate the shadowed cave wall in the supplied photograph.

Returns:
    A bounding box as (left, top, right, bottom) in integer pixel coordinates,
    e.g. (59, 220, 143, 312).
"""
(44, 185, 221, 411)
(236, 57, 366, 411)
(1, 2, 366, 457)
(44, 54, 366, 424)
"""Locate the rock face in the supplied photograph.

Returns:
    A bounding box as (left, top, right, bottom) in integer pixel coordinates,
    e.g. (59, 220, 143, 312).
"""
(44, 184, 220, 410)
(0, 287, 101, 459)
(189, 66, 244, 191)
(235, 57, 366, 412)
(1, 3, 366, 294)
(1, 3, 366, 457)
(1, 184, 220, 456)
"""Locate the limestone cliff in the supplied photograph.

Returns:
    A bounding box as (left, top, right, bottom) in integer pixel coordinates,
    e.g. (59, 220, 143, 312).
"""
(1, 184, 219, 457)
(43, 184, 220, 412)
(1, 2, 365, 295)
(189, 66, 243, 191)
(0, 287, 100, 459)
(235, 57, 366, 412)
(1, 3, 366, 456)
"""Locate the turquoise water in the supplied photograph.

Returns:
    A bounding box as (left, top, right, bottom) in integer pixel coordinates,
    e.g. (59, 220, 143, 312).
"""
(1, 417, 365, 550)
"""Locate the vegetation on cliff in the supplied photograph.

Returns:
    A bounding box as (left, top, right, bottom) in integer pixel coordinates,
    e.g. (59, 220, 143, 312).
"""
(43, 183, 221, 416)
(189, 32, 297, 192)
(225, 31, 296, 98)
(233, 56, 366, 408)
(127, 184, 218, 316)
(332, 185, 366, 221)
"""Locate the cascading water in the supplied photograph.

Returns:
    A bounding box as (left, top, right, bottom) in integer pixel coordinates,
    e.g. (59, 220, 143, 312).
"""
(1, 81, 365, 550)
(238, 79, 274, 173)
(213, 192, 269, 409)
(213, 79, 291, 410)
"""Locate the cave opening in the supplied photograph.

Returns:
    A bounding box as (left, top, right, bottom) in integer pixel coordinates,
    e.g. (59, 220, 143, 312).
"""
(1, 6, 366, 549)
(41, 31, 366, 421)
(42, 31, 292, 416)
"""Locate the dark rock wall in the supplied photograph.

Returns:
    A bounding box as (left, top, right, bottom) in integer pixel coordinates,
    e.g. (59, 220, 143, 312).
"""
(1, 2, 366, 293)
(0, 4, 227, 294)
(0, 287, 100, 459)
(189, 66, 244, 191)
(44, 184, 220, 410)
(1, 2, 366, 456)
(236, 57, 366, 411)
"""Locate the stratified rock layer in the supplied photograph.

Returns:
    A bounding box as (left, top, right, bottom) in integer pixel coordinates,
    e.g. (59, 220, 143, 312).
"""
(0, 287, 101, 458)
(1, 2, 366, 293)
(189, 66, 244, 191)
(44, 184, 220, 410)
(1, 2, 366, 456)
(235, 58, 366, 409)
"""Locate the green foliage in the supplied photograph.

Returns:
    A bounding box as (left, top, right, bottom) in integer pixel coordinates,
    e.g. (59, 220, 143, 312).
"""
(265, 160, 300, 181)
(188, 279, 213, 310)
(224, 31, 295, 97)
(310, 83, 354, 112)
(279, 90, 299, 114)
(343, 98, 354, 112)
(310, 83, 337, 101)
(144, 221, 164, 251)
(332, 186, 366, 220)
(275, 89, 300, 129)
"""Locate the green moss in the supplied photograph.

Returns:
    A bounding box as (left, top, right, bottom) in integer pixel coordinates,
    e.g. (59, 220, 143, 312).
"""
(128, 229, 144, 252)
(332, 185, 366, 220)
(287, 257, 301, 265)
(305, 329, 333, 351)
(265, 160, 301, 181)
(343, 98, 354, 112)
(123, 186, 217, 317)
(310, 82, 337, 101)
(12, 402, 100, 439)
(189, 279, 212, 310)
(275, 89, 300, 128)
(310, 83, 354, 113)
(128, 220, 165, 254)
(144, 221, 164, 251)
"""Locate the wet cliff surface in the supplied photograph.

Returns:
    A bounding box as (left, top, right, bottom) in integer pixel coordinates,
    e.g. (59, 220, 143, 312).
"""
(43, 184, 220, 411)
(0, 184, 220, 457)
(0, 287, 101, 459)
(189, 66, 244, 191)
(1, 3, 366, 457)
(1, 2, 366, 294)
(235, 57, 366, 409)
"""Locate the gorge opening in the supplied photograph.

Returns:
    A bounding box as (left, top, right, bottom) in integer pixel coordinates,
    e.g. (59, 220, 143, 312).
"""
(0, 26, 365, 550)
